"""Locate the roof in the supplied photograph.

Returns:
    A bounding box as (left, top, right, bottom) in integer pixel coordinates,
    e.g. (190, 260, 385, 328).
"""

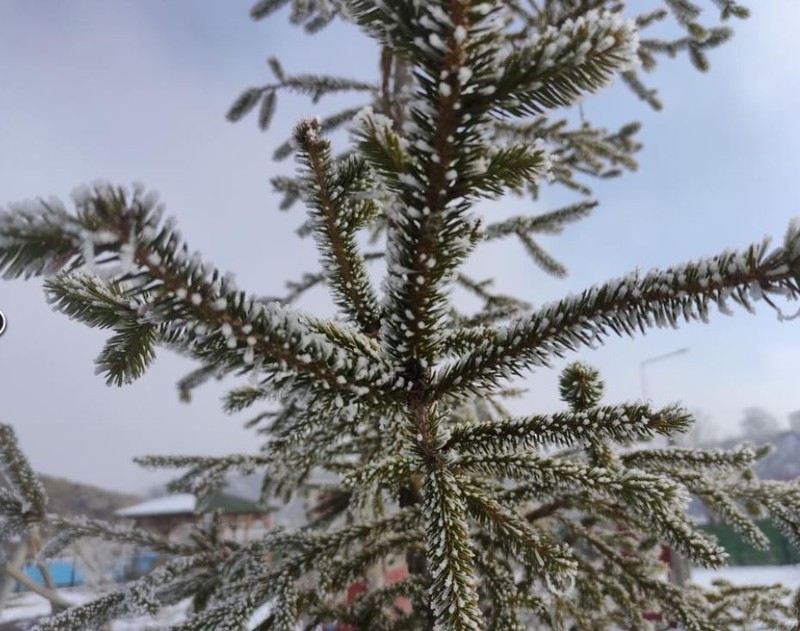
(115, 492, 270, 518)
(116, 494, 196, 517)
(200, 492, 265, 515)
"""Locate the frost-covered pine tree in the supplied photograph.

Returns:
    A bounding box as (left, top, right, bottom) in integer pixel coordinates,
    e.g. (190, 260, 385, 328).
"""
(2, 0, 800, 629)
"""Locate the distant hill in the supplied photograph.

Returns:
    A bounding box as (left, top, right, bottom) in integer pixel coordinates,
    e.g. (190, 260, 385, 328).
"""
(37, 474, 140, 521)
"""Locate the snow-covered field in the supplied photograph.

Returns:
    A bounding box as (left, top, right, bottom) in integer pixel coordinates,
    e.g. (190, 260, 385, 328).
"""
(691, 564, 800, 590)
(2, 567, 797, 628)
(0, 592, 271, 629)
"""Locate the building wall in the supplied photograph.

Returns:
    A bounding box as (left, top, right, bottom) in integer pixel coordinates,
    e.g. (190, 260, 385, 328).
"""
(129, 512, 271, 544)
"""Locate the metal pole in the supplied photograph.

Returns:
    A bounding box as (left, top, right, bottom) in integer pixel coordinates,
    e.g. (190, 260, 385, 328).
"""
(639, 347, 691, 587)
(639, 347, 689, 400)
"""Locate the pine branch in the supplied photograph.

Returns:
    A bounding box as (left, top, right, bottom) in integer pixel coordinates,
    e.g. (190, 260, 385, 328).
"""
(250, 0, 292, 21)
(349, 106, 411, 192)
(444, 403, 691, 454)
(251, 0, 342, 32)
(435, 222, 800, 397)
(611, 473, 775, 581)
(227, 70, 375, 129)
(492, 117, 641, 195)
(271, 581, 301, 631)
(487, 11, 640, 117)
(358, 3, 539, 368)
(464, 143, 553, 200)
(550, 552, 652, 629)
(484, 201, 598, 240)
(0, 489, 31, 540)
(710, 0, 750, 19)
(171, 513, 423, 630)
(621, 444, 757, 470)
(620, 69, 663, 110)
(422, 467, 484, 630)
(343, 454, 416, 506)
(692, 487, 771, 551)
(472, 551, 534, 631)
(353, 8, 638, 371)
(33, 556, 210, 631)
(294, 119, 382, 334)
(0, 425, 47, 525)
(2, 183, 397, 405)
(704, 581, 792, 628)
(347, 575, 428, 629)
(667, 472, 800, 550)
(516, 232, 568, 277)
(455, 274, 531, 312)
(43, 271, 150, 333)
(460, 479, 577, 586)
(274, 106, 365, 161)
(458, 452, 727, 566)
(457, 453, 676, 509)
(223, 385, 272, 413)
(41, 514, 194, 560)
(320, 530, 424, 590)
(663, 0, 702, 26)
(134, 454, 271, 501)
(0, 197, 84, 279)
(95, 318, 158, 386)
(558, 361, 604, 410)
(260, 401, 402, 501)
(566, 520, 717, 631)
(177, 364, 220, 402)
(270, 174, 303, 209)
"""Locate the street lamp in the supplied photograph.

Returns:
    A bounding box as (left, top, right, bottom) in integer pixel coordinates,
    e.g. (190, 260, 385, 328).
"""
(639, 347, 689, 400)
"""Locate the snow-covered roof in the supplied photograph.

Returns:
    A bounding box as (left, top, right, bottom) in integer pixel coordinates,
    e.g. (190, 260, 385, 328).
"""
(115, 492, 269, 518)
(115, 494, 196, 517)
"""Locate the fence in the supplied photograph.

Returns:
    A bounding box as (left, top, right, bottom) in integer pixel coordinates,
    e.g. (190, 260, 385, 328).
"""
(700, 520, 800, 566)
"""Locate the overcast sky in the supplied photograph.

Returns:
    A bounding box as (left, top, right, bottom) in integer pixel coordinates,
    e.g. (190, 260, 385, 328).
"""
(1, 2, 799, 494)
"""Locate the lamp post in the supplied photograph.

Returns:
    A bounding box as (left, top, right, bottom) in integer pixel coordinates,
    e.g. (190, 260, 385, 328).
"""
(639, 347, 689, 400)
(639, 347, 691, 587)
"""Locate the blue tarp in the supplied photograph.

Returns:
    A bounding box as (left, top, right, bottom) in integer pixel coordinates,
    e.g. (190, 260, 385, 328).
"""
(16, 552, 162, 591)
(19, 560, 84, 589)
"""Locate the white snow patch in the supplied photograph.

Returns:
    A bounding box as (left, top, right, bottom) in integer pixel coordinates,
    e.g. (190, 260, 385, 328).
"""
(0, 592, 275, 629)
(690, 564, 800, 590)
(115, 494, 196, 517)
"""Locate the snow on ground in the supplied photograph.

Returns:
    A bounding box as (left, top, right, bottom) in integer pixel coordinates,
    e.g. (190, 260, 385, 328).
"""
(691, 564, 800, 590)
(111, 601, 190, 630)
(0, 590, 272, 629)
(0, 590, 95, 624)
(0, 592, 57, 623)
(1, 568, 797, 628)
